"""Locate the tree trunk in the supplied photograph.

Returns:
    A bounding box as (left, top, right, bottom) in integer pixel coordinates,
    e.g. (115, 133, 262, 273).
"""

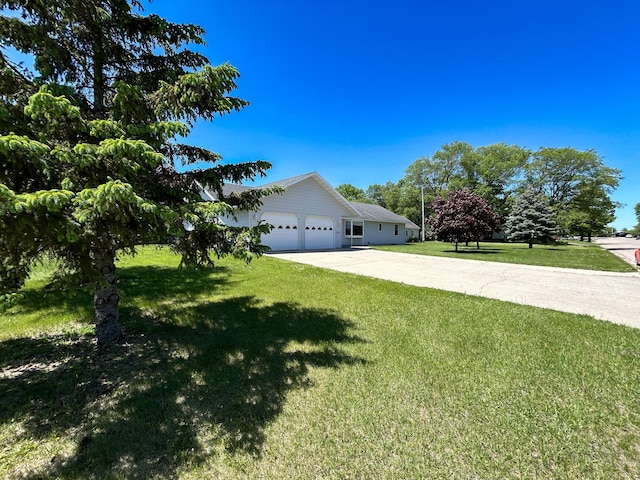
(455, 241, 458, 252)
(476, 240, 480, 249)
(528, 235, 533, 248)
(94, 251, 122, 345)
(90, 14, 106, 118)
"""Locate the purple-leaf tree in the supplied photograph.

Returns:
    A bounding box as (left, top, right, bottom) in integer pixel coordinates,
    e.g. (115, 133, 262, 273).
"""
(428, 189, 501, 251)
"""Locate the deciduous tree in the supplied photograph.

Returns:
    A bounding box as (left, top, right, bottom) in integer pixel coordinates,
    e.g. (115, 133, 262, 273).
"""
(336, 183, 368, 202)
(404, 142, 530, 226)
(633, 202, 640, 235)
(428, 189, 500, 251)
(0, 0, 275, 344)
(526, 147, 621, 233)
(460, 143, 530, 218)
(404, 141, 471, 199)
(364, 183, 387, 207)
(565, 182, 617, 241)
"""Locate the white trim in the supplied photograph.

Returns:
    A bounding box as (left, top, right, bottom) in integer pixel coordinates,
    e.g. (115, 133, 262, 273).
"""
(195, 180, 217, 201)
(344, 219, 364, 238)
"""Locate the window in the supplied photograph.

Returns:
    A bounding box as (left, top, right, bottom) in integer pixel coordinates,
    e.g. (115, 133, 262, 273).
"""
(394, 224, 399, 236)
(405, 230, 408, 237)
(378, 223, 382, 232)
(345, 220, 364, 237)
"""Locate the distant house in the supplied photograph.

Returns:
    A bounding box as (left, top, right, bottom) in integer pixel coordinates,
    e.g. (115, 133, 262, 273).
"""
(200, 172, 419, 251)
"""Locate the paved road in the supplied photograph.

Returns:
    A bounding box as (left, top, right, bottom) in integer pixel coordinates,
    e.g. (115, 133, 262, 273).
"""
(269, 239, 640, 329)
(594, 235, 640, 266)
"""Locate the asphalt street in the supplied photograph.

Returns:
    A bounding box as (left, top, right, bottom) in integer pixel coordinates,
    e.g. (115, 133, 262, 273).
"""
(594, 235, 640, 266)
(269, 238, 640, 329)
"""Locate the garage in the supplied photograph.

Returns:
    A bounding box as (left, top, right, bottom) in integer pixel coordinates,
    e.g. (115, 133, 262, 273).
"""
(304, 215, 334, 250)
(261, 212, 299, 251)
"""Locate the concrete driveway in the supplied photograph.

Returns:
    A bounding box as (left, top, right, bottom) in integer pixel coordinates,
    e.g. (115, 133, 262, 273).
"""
(269, 240, 640, 329)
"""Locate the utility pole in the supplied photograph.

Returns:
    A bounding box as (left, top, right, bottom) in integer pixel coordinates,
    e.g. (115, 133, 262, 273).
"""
(421, 185, 425, 242)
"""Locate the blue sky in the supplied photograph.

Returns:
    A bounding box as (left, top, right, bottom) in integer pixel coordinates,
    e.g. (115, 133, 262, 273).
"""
(44, 1, 640, 228)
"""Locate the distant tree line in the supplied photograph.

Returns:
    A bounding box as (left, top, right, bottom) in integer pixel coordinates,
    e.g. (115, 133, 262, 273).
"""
(337, 141, 622, 242)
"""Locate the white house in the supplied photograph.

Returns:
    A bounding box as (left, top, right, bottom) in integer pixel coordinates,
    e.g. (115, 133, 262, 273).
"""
(201, 172, 420, 251)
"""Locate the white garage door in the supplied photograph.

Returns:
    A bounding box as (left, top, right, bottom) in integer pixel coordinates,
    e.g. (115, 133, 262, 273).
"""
(305, 215, 334, 250)
(261, 212, 299, 251)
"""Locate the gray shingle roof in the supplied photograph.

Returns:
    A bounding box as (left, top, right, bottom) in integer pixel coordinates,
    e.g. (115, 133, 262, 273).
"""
(222, 184, 253, 195)
(200, 183, 253, 201)
(349, 201, 420, 229)
(261, 172, 317, 189)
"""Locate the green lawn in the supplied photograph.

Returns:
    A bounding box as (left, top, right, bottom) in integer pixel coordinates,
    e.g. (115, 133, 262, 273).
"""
(1, 247, 639, 479)
(375, 240, 636, 272)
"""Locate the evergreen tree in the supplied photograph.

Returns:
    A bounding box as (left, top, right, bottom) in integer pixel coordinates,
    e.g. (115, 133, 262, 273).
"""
(505, 188, 558, 248)
(0, 0, 276, 344)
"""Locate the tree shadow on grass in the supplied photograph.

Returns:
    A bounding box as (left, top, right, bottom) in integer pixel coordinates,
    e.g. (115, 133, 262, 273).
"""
(607, 246, 638, 252)
(442, 248, 502, 255)
(10, 264, 234, 319)
(0, 266, 366, 479)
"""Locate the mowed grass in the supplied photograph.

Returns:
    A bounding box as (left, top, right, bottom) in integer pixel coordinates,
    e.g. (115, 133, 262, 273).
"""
(1, 247, 639, 479)
(375, 240, 637, 272)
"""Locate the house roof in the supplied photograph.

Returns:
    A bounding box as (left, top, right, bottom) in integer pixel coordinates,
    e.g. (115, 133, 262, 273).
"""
(200, 183, 252, 201)
(206, 171, 419, 228)
(222, 184, 253, 195)
(260, 172, 318, 189)
(350, 201, 420, 229)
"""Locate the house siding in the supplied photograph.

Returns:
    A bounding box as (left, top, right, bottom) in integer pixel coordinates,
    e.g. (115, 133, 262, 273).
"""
(210, 173, 418, 251)
(262, 178, 350, 216)
(363, 221, 405, 245)
(259, 177, 352, 250)
(225, 210, 250, 227)
(342, 221, 419, 247)
(342, 221, 407, 246)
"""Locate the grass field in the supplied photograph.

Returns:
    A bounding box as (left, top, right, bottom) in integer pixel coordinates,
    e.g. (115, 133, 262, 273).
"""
(1, 247, 639, 479)
(374, 240, 637, 272)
